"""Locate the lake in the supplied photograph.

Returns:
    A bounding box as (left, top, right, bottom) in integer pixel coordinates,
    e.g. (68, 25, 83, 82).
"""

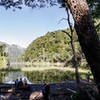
(0, 62, 88, 83)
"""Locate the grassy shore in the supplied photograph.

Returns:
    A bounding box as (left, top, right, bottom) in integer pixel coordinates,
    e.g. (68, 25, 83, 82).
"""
(21, 66, 89, 73)
(8, 62, 90, 73)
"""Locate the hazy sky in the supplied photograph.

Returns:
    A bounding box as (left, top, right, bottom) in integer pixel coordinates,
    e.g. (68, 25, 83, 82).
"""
(0, 6, 74, 48)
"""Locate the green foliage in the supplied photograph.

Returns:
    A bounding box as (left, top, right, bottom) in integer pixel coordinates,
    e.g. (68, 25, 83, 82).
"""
(87, 0, 100, 34)
(0, 44, 8, 69)
(0, 57, 5, 69)
(0, 71, 7, 82)
(24, 69, 91, 83)
(23, 29, 89, 69)
(23, 29, 79, 62)
(0, 44, 6, 56)
(23, 29, 74, 63)
(24, 69, 88, 83)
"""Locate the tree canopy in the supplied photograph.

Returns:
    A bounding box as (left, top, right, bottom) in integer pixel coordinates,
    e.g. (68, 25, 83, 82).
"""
(87, 0, 100, 32)
(0, 0, 62, 9)
(0, 44, 6, 56)
(0, 0, 99, 12)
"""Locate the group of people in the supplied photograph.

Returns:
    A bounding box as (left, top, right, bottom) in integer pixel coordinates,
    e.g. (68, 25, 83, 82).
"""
(14, 78, 28, 92)
(14, 78, 50, 100)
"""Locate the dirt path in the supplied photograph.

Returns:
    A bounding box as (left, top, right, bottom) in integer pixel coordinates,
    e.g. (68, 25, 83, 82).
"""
(0, 80, 95, 100)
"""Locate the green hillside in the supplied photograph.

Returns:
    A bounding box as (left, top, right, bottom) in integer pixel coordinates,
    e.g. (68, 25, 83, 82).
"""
(0, 44, 7, 68)
(23, 25, 100, 68)
(23, 29, 81, 64)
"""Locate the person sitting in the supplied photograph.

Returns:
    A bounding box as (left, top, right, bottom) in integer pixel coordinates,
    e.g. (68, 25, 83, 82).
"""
(15, 79, 19, 93)
(15, 79, 18, 88)
(23, 78, 27, 87)
(18, 78, 23, 89)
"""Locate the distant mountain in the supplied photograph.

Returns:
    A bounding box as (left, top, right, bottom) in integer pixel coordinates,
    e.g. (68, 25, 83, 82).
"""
(0, 41, 25, 58)
(0, 41, 6, 45)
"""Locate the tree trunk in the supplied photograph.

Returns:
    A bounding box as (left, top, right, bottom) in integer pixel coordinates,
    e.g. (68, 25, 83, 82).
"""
(66, 0, 100, 93)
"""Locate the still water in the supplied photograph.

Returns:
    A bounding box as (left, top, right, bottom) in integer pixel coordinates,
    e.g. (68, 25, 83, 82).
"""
(0, 62, 32, 84)
(5, 71, 24, 83)
(0, 62, 74, 84)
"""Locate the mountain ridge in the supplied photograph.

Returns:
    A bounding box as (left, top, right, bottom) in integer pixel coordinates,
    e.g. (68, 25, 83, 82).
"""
(0, 41, 25, 58)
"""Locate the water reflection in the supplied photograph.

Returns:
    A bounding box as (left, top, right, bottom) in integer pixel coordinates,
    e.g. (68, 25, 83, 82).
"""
(0, 62, 75, 84)
(0, 63, 28, 83)
(5, 71, 24, 83)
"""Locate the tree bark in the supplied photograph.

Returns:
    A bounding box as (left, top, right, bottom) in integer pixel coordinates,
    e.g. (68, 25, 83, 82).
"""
(66, 0, 100, 93)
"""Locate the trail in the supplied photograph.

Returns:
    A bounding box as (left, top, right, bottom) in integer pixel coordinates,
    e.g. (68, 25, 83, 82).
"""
(0, 80, 95, 100)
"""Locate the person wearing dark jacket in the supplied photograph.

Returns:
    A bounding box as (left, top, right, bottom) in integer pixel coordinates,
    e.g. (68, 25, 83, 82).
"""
(18, 78, 23, 89)
(42, 82, 50, 100)
(15, 79, 18, 88)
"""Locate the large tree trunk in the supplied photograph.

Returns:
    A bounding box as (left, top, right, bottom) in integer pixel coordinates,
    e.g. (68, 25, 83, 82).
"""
(66, 0, 100, 93)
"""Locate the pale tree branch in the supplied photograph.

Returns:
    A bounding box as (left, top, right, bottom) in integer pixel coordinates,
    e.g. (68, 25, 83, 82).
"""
(58, 18, 67, 25)
(66, 7, 74, 36)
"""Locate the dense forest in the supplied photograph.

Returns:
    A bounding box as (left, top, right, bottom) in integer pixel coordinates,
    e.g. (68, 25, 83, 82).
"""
(23, 29, 88, 68)
(23, 25, 100, 69)
(23, 29, 77, 62)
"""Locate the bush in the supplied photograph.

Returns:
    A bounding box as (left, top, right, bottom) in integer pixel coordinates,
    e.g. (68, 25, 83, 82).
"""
(24, 69, 75, 83)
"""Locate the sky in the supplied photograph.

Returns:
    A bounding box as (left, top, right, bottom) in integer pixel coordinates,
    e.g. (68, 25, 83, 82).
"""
(0, 6, 74, 48)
